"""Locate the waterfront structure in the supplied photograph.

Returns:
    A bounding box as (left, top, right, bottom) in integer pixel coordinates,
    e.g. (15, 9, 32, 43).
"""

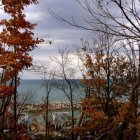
(14, 102, 81, 134)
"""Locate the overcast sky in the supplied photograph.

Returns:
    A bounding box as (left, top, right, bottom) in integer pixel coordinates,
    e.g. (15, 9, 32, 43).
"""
(20, 0, 140, 79)
(23, 0, 91, 79)
(0, 0, 134, 79)
(0, 0, 92, 79)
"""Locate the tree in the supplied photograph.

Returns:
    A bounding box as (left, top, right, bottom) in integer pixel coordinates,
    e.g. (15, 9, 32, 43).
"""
(1, 90, 35, 135)
(49, 1, 140, 138)
(52, 49, 81, 140)
(0, 0, 43, 135)
(50, 0, 140, 41)
(42, 70, 56, 139)
(75, 33, 136, 139)
(31, 64, 56, 139)
(0, 86, 11, 136)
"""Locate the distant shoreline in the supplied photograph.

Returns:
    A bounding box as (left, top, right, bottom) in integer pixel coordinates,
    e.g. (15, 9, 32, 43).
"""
(21, 102, 81, 112)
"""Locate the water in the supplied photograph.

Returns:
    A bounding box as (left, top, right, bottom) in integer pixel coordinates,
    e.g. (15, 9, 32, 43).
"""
(17, 79, 84, 124)
(18, 79, 85, 103)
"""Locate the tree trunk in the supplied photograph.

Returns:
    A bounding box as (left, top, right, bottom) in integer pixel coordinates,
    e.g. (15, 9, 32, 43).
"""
(45, 97, 49, 140)
(14, 75, 17, 135)
(71, 100, 75, 140)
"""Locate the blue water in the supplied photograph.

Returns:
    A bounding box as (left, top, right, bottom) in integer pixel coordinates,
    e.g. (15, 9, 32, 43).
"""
(18, 79, 85, 103)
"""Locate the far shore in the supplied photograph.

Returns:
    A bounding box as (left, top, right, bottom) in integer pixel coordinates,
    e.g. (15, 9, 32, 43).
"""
(17, 101, 82, 112)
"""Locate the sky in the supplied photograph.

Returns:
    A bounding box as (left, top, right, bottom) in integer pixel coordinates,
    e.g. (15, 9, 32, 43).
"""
(0, 0, 137, 79)
(21, 0, 140, 79)
(21, 0, 91, 79)
(0, 0, 92, 79)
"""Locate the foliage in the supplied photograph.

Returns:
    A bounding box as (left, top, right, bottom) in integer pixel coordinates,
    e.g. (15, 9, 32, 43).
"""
(75, 38, 138, 139)
(0, 0, 43, 84)
(0, 0, 43, 136)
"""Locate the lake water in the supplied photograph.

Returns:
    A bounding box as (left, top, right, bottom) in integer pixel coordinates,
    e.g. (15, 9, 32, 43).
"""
(18, 79, 85, 103)
(17, 79, 85, 124)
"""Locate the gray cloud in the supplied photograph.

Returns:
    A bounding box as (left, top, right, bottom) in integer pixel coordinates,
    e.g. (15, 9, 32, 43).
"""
(0, 0, 90, 79)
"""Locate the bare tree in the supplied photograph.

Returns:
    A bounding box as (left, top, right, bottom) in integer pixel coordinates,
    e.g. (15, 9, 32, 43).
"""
(42, 69, 56, 139)
(49, 0, 140, 42)
(16, 90, 36, 123)
(51, 49, 81, 140)
(30, 64, 56, 139)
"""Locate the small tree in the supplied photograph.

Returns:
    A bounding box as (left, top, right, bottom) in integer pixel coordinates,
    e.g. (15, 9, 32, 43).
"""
(41, 69, 56, 139)
(52, 49, 81, 140)
(31, 64, 56, 139)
